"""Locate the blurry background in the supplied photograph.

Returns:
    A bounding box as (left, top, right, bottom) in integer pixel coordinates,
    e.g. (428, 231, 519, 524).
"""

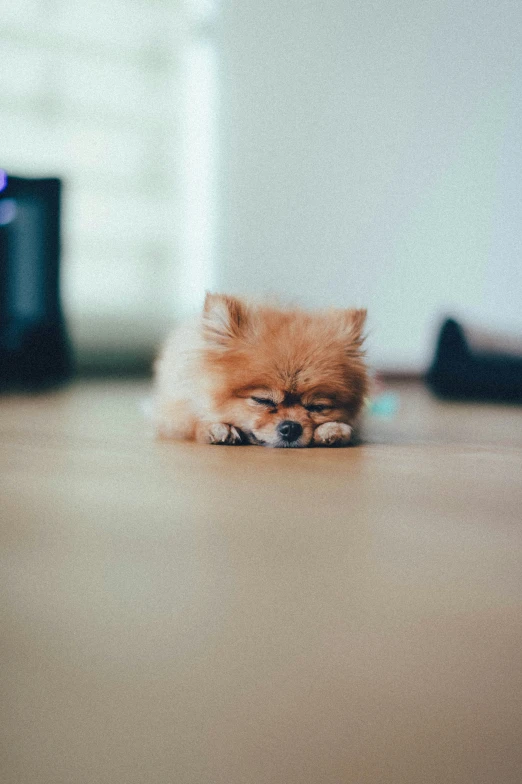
(1, 0, 521, 374)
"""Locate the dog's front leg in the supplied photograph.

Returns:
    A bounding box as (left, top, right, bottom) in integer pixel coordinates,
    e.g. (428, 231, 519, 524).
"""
(196, 422, 245, 445)
(313, 422, 353, 447)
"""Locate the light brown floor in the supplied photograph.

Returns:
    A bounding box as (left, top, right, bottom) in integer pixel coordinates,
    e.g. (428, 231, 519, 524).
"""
(1, 381, 521, 784)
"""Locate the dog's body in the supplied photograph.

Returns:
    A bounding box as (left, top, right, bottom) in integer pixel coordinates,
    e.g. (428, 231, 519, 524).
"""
(153, 294, 368, 447)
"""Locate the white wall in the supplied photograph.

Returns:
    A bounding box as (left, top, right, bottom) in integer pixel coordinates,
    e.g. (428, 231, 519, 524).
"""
(216, 0, 522, 371)
(0, 0, 184, 364)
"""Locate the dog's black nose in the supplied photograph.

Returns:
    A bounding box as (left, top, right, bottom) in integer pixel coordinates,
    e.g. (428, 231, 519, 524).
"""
(277, 420, 303, 442)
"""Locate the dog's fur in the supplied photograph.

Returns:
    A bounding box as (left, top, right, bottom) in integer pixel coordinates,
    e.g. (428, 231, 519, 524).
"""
(153, 293, 368, 447)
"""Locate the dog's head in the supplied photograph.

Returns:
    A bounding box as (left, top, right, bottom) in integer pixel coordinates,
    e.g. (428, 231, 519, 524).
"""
(201, 293, 368, 447)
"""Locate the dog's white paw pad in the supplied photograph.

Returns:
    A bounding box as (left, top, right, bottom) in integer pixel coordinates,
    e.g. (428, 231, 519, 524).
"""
(208, 423, 243, 445)
(314, 422, 353, 446)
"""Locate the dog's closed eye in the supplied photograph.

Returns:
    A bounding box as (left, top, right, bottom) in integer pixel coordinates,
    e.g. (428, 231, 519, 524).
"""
(251, 396, 276, 407)
(304, 401, 334, 413)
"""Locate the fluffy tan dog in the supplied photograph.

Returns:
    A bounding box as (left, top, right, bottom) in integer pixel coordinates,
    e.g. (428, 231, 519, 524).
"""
(153, 293, 368, 447)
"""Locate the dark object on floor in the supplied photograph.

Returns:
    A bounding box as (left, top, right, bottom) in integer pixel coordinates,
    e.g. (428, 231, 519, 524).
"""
(426, 318, 522, 403)
(0, 172, 73, 391)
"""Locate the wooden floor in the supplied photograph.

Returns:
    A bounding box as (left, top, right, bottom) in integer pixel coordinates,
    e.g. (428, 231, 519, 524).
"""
(1, 380, 521, 784)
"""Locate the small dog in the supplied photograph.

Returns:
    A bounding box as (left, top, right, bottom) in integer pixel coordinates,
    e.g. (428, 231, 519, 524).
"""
(153, 293, 368, 447)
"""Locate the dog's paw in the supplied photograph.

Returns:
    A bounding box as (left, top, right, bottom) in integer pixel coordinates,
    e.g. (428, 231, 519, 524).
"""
(313, 422, 353, 447)
(206, 423, 244, 445)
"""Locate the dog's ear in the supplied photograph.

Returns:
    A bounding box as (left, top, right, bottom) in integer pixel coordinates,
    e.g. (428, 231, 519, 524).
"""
(338, 308, 367, 352)
(202, 293, 249, 347)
